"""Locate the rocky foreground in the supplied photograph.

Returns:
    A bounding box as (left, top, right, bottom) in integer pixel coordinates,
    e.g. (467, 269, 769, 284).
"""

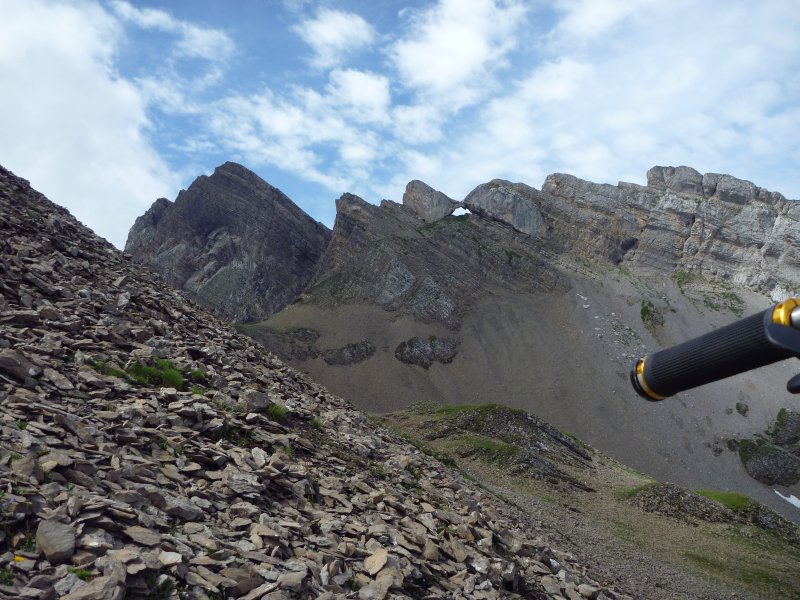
(0, 168, 637, 598)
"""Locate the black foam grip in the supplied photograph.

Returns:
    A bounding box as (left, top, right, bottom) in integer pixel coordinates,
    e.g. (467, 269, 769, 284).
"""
(643, 309, 793, 398)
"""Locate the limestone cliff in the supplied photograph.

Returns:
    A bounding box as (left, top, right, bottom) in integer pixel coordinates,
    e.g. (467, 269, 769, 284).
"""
(463, 166, 799, 300)
(125, 162, 331, 323)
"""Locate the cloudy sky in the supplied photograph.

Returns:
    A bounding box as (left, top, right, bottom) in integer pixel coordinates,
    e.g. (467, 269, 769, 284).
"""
(1, 0, 799, 249)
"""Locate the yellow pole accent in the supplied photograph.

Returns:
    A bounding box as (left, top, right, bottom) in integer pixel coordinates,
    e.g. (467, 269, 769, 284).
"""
(773, 298, 800, 327)
(635, 358, 666, 401)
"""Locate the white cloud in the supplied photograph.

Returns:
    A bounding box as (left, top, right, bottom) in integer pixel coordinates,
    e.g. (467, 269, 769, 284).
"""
(0, 0, 179, 249)
(392, 0, 800, 201)
(552, 0, 657, 42)
(293, 8, 375, 69)
(391, 0, 527, 108)
(326, 69, 391, 124)
(110, 0, 234, 62)
(391, 104, 446, 144)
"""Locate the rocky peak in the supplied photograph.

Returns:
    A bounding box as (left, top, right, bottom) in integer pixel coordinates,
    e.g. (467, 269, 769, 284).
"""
(402, 180, 460, 223)
(125, 162, 331, 323)
(646, 165, 788, 205)
(463, 179, 549, 238)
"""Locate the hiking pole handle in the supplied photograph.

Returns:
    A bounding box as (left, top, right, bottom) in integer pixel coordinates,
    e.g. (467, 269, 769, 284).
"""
(631, 299, 800, 400)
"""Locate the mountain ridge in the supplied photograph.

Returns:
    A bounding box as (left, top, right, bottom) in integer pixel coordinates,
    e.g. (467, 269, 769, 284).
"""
(126, 162, 331, 323)
(126, 162, 800, 521)
(3, 164, 800, 597)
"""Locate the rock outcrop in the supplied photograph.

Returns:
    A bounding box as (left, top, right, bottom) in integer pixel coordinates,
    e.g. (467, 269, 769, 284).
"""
(1, 164, 642, 599)
(402, 180, 460, 223)
(463, 181, 548, 238)
(308, 193, 565, 327)
(125, 162, 331, 323)
(306, 165, 798, 328)
(394, 336, 458, 369)
(452, 167, 798, 299)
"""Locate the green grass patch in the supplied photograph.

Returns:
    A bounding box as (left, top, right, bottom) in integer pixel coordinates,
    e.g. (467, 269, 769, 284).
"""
(67, 567, 94, 581)
(127, 359, 184, 388)
(0, 569, 12, 585)
(92, 357, 187, 389)
(418, 402, 481, 417)
(264, 404, 288, 422)
(456, 434, 520, 462)
(89, 360, 127, 379)
(615, 481, 659, 500)
(738, 437, 771, 463)
(701, 289, 745, 318)
(672, 270, 694, 289)
(390, 429, 457, 468)
(684, 551, 781, 589)
(310, 417, 323, 430)
(188, 369, 207, 382)
(640, 300, 664, 328)
(695, 489, 753, 511)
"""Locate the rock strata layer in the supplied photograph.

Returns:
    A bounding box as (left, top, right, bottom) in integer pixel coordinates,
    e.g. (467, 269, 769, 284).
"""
(0, 164, 632, 599)
(125, 162, 331, 323)
(448, 168, 799, 299)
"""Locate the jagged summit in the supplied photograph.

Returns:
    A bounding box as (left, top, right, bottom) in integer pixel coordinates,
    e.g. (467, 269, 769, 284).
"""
(646, 165, 790, 205)
(125, 162, 331, 323)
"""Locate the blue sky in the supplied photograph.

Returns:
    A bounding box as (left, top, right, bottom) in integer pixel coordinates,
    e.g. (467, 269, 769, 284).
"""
(1, 0, 799, 249)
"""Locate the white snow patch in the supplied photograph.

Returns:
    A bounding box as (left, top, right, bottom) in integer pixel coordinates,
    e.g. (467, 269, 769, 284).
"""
(774, 489, 800, 508)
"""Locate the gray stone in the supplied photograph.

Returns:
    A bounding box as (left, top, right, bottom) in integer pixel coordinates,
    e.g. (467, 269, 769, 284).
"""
(463, 179, 547, 237)
(395, 336, 458, 369)
(242, 389, 271, 412)
(0, 349, 40, 381)
(646, 165, 703, 195)
(402, 180, 459, 223)
(36, 520, 76, 563)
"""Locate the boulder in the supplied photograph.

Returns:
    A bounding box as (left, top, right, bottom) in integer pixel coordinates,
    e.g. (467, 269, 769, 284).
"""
(463, 180, 547, 237)
(36, 520, 75, 563)
(402, 180, 459, 223)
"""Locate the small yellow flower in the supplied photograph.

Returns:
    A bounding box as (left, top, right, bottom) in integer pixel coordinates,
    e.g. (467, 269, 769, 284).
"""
(14, 556, 24, 562)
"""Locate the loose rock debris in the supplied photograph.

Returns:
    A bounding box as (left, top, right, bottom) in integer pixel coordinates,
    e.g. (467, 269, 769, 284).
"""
(0, 164, 632, 599)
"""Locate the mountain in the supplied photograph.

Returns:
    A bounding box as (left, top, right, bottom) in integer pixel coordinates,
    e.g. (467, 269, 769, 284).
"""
(193, 165, 798, 525)
(125, 162, 331, 323)
(4, 164, 800, 598)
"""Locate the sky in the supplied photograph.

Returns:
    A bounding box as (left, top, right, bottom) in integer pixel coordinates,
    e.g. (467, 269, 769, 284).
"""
(1, 0, 799, 249)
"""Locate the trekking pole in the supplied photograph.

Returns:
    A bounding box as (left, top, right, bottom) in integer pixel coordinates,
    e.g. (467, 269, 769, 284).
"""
(631, 298, 800, 400)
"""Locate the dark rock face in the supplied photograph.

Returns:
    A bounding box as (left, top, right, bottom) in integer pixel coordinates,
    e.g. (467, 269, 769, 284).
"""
(322, 341, 375, 366)
(739, 440, 800, 486)
(395, 336, 458, 369)
(308, 193, 565, 327)
(125, 162, 331, 323)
